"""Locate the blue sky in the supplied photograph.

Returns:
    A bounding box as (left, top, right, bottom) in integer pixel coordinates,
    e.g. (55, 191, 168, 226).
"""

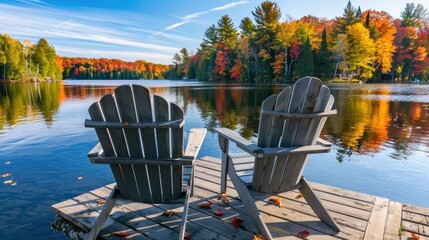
(1, 0, 428, 64)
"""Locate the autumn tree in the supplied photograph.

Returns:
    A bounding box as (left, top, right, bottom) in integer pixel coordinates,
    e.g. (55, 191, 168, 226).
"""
(1, 34, 25, 80)
(346, 23, 376, 80)
(212, 43, 229, 81)
(363, 10, 396, 81)
(0, 36, 6, 80)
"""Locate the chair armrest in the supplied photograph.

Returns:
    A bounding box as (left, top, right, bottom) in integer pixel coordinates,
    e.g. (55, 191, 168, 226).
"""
(316, 138, 332, 147)
(90, 157, 195, 166)
(88, 142, 103, 159)
(262, 143, 331, 157)
(183, 128, 207, 159)
(215, 128, 263, 157)
(215, 128, 332, 158)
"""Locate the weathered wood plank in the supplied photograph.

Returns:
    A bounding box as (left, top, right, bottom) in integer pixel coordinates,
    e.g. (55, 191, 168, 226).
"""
(194, 165, 364, 237)
(383, 201, 402, 240)
(93, 186, 232, 240)
(363, 197, 389, 240)
(404, 204, 429, 216)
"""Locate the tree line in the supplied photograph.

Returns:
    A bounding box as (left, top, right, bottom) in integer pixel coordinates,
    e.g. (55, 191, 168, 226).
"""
(61, 57, 168, 80)
(166, 1, 429, 83)
(0, 34, 62, 81)
(0, 34, 169, 81)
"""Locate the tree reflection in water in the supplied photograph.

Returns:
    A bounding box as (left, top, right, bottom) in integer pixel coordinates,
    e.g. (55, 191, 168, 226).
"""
(1, 82, 429, 161)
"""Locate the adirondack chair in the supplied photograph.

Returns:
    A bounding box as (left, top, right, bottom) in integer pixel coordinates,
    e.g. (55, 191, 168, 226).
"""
(216, 77, 339, 239)
(84, 84, 206, 240)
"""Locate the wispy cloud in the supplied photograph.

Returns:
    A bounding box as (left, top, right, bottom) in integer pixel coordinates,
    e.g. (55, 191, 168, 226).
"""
(154, 0, 248, 35)
(0, 2, 187, 63)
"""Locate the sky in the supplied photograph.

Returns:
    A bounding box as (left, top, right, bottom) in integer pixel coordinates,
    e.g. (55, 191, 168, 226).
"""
(1, 0, 428, 65)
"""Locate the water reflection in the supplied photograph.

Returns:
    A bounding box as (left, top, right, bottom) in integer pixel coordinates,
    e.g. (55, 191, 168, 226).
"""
(1, 82, 429, 161)
(0, 82, 64, 131)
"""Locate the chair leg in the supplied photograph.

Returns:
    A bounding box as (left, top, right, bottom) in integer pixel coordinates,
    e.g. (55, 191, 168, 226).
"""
(179, 185, 191, 240)
(298, 177, 340, 232)
(87, 186, 119, 240)
(227, 160, 273, 240)
(218, 136, 229, 194)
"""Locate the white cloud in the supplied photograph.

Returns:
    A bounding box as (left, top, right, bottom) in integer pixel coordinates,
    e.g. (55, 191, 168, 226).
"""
(159, 0, 249, 33)
(0, 3, 184, 64)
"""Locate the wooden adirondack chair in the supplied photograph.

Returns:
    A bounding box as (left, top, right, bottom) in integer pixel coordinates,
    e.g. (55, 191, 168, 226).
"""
(84, 84, 206, 240)
(216, 77, 339, 239)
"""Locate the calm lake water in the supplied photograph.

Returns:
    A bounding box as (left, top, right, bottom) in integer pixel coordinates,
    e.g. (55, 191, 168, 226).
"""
(0, 80, 429, 239)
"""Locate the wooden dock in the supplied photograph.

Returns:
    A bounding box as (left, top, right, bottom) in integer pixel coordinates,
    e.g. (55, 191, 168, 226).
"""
(51, 156, 429, 239)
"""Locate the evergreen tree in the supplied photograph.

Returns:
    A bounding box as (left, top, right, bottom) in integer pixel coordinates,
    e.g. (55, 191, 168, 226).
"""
(314, 29, 333, 81)
(333, 0, 358, 35)
(356, 6, 362, 19)
(239, 17, 255, 36)
(252, 1, 281, 82)
(201, 24, 218, 51)
(364, 11, 370, 28)
(294, 37, 314, 79)
(217, 15, 238, 49)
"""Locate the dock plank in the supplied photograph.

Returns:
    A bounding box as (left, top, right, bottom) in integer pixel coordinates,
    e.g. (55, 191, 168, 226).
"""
(363, 197, 389, 240)
(383, 201, 402, 239)
(51, 156, 429, 240)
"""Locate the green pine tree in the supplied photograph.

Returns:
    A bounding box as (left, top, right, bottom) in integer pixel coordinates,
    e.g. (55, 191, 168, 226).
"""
(294, 38, 314, 79)
(314, 29, 333, 81)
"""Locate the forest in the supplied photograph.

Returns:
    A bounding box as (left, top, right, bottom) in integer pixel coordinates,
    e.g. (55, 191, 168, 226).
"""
(165, 1, 429, 83)
(1, 0, 428, 83)
(0, 35, 169, 81)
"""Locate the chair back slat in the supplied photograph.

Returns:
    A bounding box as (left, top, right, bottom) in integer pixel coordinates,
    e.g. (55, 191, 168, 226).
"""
(132, 85, 156, 202)
(154, 95, 172, 201)
(88, 102, 130, 198)
(252, 95, 276, 191)
(115, 85, 148, 201)
(170, 103, 184, 198)
(252, 77, 334, 193)
(257, 88, 293, 192)
(133, 85, 157, 158)
(97, 94, 131, 198)
(88, 84, 185, 203)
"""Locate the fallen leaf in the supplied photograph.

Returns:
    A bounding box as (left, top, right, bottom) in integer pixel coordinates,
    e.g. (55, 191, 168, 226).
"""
(269, 196, 283, 208)
(411, 233, 420, 240)
(184, 232, 191, 240)
(5, 162, 11, 165)
(213, 209, 223, 216)
(163, 210, 180, 217)
(295, 194, 303, 199)
(198, 201, 213, 209)
(77, 176, 83, 180)
(96, 199, 106, 205)
(397, 226, 402, 236)
(111, 231, 131, 237)
(297, 230, 310, 238)
(253, 234, 264, 240)
(218, 193, 230, 203)
(1, 173, 11, 178)
(3, 179, 13, 184)
(231, 217, 243, 229)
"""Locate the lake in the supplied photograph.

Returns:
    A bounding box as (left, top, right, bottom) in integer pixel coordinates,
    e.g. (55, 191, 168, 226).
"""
(0, 80, 428, 239)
